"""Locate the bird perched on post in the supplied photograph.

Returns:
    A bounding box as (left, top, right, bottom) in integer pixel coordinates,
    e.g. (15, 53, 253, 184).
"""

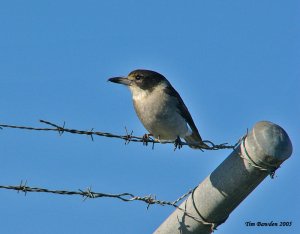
(108, 69, 207, 149)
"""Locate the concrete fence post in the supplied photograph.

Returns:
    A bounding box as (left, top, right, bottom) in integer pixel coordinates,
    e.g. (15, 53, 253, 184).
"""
(154, 121, 293, 234)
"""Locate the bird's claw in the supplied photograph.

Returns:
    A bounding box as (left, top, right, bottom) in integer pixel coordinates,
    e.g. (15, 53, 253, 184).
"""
(174, 137, 183, 151)
(142, 133, 153, 146)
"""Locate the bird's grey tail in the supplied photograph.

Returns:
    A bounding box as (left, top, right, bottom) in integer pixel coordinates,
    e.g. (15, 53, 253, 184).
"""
(184, 132, 209, 149)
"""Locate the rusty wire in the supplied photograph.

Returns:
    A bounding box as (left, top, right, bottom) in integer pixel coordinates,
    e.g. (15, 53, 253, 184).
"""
(0, 120, 235, 150)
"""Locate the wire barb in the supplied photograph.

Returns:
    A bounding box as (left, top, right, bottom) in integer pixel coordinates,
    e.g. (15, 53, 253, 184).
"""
(124, 127, 133, 145)
(18, 180, 28, 196)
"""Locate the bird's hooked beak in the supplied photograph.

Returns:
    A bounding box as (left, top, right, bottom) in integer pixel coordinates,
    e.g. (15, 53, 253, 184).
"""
(108, 77, 131, 86)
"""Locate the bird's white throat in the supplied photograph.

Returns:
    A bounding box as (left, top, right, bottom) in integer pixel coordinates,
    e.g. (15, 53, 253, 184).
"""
(130, 82, 168, 102)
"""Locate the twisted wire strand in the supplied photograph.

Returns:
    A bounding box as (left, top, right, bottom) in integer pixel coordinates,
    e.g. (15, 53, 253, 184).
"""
(0, 181, 191, 206)
(0, 120, 235, 150)
(0, 181, 205, 224)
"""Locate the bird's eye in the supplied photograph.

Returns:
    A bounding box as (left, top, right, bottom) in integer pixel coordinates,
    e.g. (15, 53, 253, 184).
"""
(135, 75, 142, 80)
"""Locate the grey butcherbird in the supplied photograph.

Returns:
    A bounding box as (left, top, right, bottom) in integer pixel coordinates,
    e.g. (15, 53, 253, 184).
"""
(108, 69, 208, 149)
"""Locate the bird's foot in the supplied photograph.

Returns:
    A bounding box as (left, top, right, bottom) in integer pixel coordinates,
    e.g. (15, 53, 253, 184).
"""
(174, 136, 183, 151)
(142, 133, 153, 146)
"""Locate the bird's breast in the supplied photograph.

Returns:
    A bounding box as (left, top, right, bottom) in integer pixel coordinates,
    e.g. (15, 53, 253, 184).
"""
(131, 86, 188, 140)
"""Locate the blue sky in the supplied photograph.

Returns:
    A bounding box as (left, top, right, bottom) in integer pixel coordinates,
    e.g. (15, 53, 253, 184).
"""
(0, 1, 299, 233)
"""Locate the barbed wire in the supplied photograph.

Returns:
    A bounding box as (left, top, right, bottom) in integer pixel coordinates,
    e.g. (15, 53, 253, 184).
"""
(0, 120, 237, 229)
(0, 181, 208, 225)
(0, 120, 235, 150)
(0, 180, 192, 207)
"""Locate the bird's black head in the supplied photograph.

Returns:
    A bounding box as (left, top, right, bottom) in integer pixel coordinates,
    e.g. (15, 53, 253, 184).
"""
(108, 69, 168, 92)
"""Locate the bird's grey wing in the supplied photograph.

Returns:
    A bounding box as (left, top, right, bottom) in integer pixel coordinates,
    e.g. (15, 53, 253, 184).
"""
(165, 85, 203, 142)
